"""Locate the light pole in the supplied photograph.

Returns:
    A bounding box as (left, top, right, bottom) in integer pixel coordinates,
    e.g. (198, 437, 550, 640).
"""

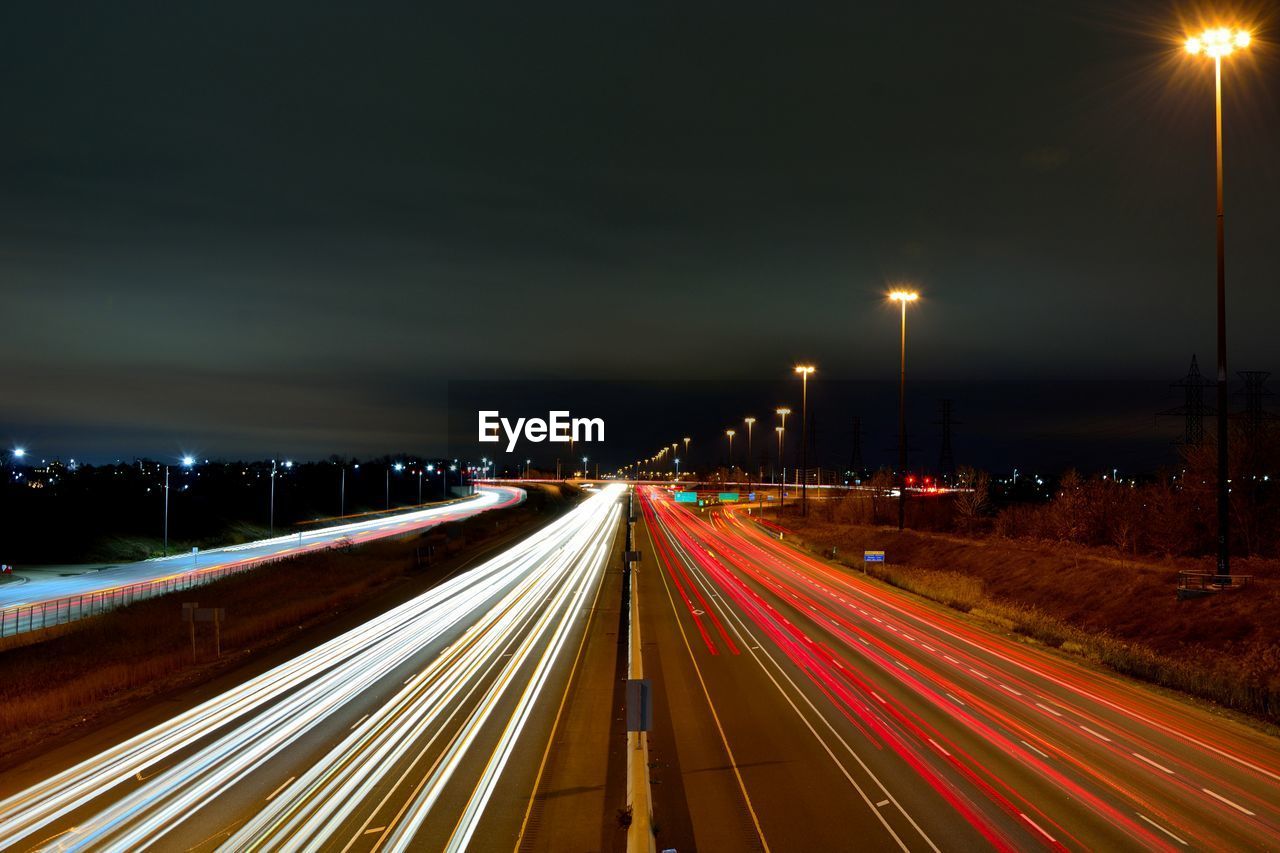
(744, 417, 756, 487)
(725, 430, 735, 481)
(1185, 26, 1250, 580)
(269, 459, 277, 536)
(889, 290, 920, 531)
(683, 437, 691, 471)
(417, 466, 424, 504)
(582, 456, 588, 480)
(775, 425, 785, 517)
(794, 365, 815, 515)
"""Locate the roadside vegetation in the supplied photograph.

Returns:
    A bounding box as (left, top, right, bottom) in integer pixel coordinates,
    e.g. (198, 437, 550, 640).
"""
(0, 484, 579, 765)
(768, 426, 1280, 724)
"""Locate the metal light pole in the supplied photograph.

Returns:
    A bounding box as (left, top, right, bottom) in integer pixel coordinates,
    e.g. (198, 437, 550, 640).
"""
(744, 417, 756, 487)
(340, 465, 345, 516)
(889, 291, 919, 531)
(163, 466, 170, 556)
(725, 430, 735, 481)
(1185, 26, 1250, 580)
(269, 459, 277, 535)
(775, 425, 785, 517)
(794, 366, 815, 515)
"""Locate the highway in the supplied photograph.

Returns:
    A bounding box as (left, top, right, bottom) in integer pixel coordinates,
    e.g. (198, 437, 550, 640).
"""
(0, 486, 524, 636)
(0, 483, 623, 851)
(636, 486, 1280, 851)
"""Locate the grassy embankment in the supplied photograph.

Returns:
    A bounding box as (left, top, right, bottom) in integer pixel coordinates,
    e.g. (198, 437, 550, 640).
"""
(766, 509, 1280, 724)
(0, 484, 580, 763)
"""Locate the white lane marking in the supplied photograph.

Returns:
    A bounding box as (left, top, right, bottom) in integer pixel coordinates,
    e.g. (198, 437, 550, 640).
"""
(999, 684, 1022, 696)
(1035, 702, 1063, 717)
(943, 655, 959, 664)
(876, 799, 890, 808)
(1132, 752, 1175, 774)
(1137, 813, 1188, 845)
(266, 776, 296, 802)
(349, 713, 370, 730)
(1020, 813, 1057, 843)
(928, 738, 951, 757)
(969, 668, 989, 679)
(871, 691, 886, 704)
(364, 826, 386, 835)
(921, 643, 936, 652)
(895, 660, 910, 672)
(946, 692, 966, 706)
(1080, 725, 1112, 742)
(1202, 788, 1256, 816)
(1021, 740, 1049, 759)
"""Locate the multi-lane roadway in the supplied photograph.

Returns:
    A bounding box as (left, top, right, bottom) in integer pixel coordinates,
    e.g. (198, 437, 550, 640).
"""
(0, 486, 524, 637)
(0, 484, 623, 851)
(637, 486, 1280, 851)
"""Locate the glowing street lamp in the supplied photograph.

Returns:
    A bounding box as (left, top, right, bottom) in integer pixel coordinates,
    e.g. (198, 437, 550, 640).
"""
(12, 448, 25, 460)
(889, 290, 920, 530)
(793, 366, 815, 515)
(1184, 25, 1251, 580)
(744, 417, 756, 485)
(725, 429, 735, 478)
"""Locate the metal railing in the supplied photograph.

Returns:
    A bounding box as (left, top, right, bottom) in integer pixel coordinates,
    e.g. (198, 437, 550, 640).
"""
(0, 538, 353, 639)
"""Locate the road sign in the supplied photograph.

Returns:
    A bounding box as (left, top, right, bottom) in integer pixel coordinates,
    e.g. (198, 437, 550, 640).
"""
(717, 492, 739, 503)
(864, 550, 885, 563)
(626, 679, 652, 731)
(674, 491, 698, 503)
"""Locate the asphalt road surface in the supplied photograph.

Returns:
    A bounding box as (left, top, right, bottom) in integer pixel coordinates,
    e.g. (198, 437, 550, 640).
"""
(0, 486, 524, 635)
(0, 484, 624, 852)
(636, 485, 1280, 852)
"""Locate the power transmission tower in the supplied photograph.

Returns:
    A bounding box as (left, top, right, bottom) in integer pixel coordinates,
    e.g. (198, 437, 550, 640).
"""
(934, 400, 958, 484)
(1235, 370, 1275, 436)
(1161, 355, 1211, 446)
(848, 416, 866, 483)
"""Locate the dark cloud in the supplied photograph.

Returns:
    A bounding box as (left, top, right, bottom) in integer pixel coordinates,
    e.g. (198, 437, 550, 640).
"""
(2, 1, 1278, 463)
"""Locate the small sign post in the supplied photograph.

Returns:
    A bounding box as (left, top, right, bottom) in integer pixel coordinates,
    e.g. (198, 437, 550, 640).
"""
(864, 550, 885, 573)
(181, 602, 199, 661)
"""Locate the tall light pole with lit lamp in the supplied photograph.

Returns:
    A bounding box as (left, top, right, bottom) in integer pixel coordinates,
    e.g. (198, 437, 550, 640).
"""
(744, 417, 756, 486)
(725, 429, 735, 481)
(889, 290, 919, 531)
(1185, 25, 1250, 581)
(793, 365, 815, 515)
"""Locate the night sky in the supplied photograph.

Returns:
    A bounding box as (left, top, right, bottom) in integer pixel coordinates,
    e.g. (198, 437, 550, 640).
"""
(3, 1, 1277, 467)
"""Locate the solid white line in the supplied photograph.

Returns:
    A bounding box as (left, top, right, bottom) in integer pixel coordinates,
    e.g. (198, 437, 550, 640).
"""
(1020, 813, 1057, 843)
(1079, 724, 1112, 742)
(1132, 752, 1175, 774)
(1202, 788, 1256, 816)
(266, 776, 296, 802)
(1137, 813, 1188, 845)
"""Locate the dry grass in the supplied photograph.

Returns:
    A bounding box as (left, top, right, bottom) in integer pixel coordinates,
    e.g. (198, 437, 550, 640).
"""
(781, 515, 1280, 723)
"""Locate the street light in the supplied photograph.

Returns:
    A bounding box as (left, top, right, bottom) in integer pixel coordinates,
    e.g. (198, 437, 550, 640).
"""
(889, 290, 920, 531)
(775, 425, 786, 517)
(744, 417, 756, 486)
(793, 365, 815, 516)
(725, 429, 735, 479)
(1185, 25, 1251, 581)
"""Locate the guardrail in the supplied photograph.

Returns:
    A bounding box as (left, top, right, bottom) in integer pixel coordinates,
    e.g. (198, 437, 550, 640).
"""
(0, 538, 354, 639)
(1176, 571, 1253, 600)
